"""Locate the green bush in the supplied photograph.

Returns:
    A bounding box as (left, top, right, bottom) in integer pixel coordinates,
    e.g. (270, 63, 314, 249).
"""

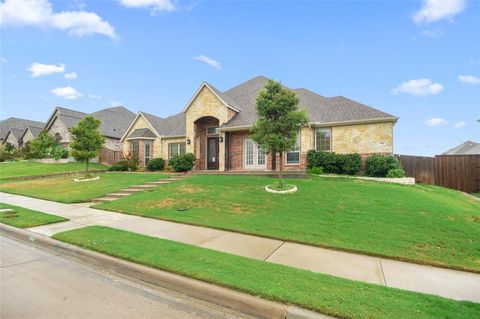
(366, 155, 402, 177)
(308, 167, 324, 175)
(0, 147, 15, 162)
(128, 156, 140, 171)
(387, 168, 406, 178)
(169, 153, 195, 172)
(114, 160, 131, 171)
(147, 158, 165, 171)
(108, 164, 125, 171)
(307, 150, 361, 175)
(52, 147, 68, 160)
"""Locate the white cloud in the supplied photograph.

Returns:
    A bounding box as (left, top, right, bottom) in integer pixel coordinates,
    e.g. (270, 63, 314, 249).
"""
(51, 86, 82, 99)
(424, 118, 448, 127)
(88, 93, 102, 99)
(392, 78, 444, 96)
(193, 55, 221, 70)
(111, 101, 122, 106)
(0, 0, 116, 39)
(420, 29, 445, 38)
(458, 75, 480, 85)
(28, 62, 65, 77)
(453, 121, 466, 129)
(119, 0, 175, 13)
(413, 0, 466, 24)
(64, 72, 77, 80)
(0, 57, 7, 63)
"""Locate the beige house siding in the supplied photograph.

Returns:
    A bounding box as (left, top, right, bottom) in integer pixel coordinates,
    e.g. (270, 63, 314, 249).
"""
(4, 133, 19, 148)
(161, 137, 187, 160)
(21, 130, 35, 146)
(47, 117, 71, 147)
(331, 122, 394, 154)
(122, 114, 162, 159)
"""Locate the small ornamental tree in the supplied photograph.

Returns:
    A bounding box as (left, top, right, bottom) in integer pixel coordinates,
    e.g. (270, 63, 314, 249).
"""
(250, 80, 308, 185)
(70, 116, 104, 173)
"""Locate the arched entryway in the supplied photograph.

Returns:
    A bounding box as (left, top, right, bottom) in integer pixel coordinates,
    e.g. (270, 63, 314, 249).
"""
(193, 116, 220, 170)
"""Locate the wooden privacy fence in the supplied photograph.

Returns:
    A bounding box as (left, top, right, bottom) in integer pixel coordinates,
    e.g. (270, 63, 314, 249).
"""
(99, 147, 122, 166)
(395, 154, 480, 193)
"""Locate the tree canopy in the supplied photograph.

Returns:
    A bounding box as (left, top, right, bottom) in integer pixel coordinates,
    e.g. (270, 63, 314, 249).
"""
(70, 116, 104, 172)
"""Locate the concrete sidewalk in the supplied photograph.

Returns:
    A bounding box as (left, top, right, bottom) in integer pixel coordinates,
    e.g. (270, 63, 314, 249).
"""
(1, 192, 479, 303)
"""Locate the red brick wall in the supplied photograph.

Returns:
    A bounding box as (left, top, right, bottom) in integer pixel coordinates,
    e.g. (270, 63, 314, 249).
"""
(226, 130, 307, 172)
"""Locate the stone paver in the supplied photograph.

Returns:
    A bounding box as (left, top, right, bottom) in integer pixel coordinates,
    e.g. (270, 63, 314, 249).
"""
(266, 242, 385, 285)
(1, 191, 479, 303)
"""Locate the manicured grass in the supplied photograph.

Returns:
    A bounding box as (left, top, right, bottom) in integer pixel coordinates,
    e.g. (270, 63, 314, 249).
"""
(0, 173, 169, 203)
(53, 226, 480, 319)
(0, 161, 107, 179)
(95, 175, 480, 272)
(0, 203, 67, 228)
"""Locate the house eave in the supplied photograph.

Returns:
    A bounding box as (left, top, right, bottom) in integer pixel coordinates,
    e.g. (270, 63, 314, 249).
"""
(310, 117, 399, 127)
(182, 82, 240, 113)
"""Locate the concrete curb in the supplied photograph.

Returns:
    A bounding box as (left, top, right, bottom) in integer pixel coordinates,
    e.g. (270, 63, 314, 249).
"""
(0, 224, 335, 319)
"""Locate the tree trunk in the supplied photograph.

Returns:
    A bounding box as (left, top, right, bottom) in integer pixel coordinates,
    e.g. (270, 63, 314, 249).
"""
(86, 158, 89, 173)
(279, 151, 283, 183)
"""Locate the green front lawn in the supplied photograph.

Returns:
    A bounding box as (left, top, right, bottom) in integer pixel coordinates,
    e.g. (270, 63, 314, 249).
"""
(0, 173, 169, 203)
(0, 161, 107, 179)
(53, 226, 480, 319)
(0, 203, 68, 228)
(95, 175, 480, 272)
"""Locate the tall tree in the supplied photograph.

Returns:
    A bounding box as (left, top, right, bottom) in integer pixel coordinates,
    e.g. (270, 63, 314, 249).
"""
(70, 116, 104, 173)
(250, 80, 308, 184)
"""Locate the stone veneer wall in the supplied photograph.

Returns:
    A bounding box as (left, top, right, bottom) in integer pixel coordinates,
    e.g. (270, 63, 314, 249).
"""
(122, 115, 162, 158)
(47, 117, 71, 147)
(4, 133, 19, 148)
(185, 85, 236, 171)
(331, 122, 394, 154)
(104, 137, 124, 152)
(160, 137, 187, 162)
(21, 130, 35, 146)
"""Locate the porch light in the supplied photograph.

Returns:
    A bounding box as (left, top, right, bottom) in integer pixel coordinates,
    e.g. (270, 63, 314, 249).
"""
(219, 136, 223, 143)
(187, 138, 191, 145)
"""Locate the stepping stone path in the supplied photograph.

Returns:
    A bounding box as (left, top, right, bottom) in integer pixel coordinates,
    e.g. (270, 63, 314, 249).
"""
(91, 174, 187, 204)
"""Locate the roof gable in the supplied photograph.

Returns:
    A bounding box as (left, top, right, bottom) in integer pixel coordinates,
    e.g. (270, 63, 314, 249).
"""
(120, 112, 160, 142)
(0, 117, 45, 140)
(443, 141, 480, 155)
(183, 82, 239, 113)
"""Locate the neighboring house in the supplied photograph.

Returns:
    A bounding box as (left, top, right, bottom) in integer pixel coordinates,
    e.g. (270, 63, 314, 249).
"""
(44, 106, 136, 151)
(18, 126, 43, 147)
(0, 117, 45, 147)
(443, 141, 480, 155)
(122, 76, 398, 171)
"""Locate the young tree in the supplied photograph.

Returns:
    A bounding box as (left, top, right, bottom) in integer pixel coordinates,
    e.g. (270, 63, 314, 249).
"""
(250, 80, 308, 184)
(70, 116, 104, 173)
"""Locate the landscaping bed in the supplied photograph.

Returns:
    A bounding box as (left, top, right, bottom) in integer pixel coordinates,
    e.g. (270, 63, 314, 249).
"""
(0, 203, 68, 228)
(0, 173, 169, 203)
(95, 175, 480, 272)
(53, 226, 480, 319)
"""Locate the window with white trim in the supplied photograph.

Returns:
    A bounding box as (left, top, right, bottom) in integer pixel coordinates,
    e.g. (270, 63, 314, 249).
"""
(315, 128, 331, 152)
(286, 134, 301, 164)
(168, 142, 186, 159)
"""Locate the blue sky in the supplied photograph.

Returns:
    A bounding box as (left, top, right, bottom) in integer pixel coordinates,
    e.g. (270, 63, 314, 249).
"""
(0, 0, 479, 155)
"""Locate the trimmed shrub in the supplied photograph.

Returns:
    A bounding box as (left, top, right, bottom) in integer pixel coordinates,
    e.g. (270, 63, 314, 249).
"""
(169, 153, 195, 172)
(147, 158, 165, 171)
(114, 160, 131, 171)
(308, 167, 324, 175)
(387, 168, 406, 178)
(366, 154, 402, 177)
(108, 164, 124, 171)
(307, 150, 361, 175)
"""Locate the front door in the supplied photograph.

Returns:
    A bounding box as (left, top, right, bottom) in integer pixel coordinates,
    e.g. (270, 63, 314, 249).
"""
(207, 137, 219, 170)
(244, 139, 266, 170)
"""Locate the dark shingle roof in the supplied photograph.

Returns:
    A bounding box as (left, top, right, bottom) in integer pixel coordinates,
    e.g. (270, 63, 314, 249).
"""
(0, 117, 45, 140)
(27, 126, 43, 138)
(219, 76, 397, 128)
(6, 128, 25, 140)
(47, 106, 135, 139)
(142, 112, 186, 137)
(127, 128, 157, 139)
(443, 141, 480, 155)
(90, 106, 136, 139)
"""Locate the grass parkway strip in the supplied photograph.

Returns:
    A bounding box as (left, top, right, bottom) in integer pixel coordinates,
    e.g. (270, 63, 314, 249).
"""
(53, 226, 480, 319)
(0, 203, 68, 228)
(94, 175, 480, 273)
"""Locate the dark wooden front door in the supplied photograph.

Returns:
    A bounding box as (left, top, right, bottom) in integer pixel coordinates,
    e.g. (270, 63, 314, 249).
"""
(207, 137, 219, 170)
